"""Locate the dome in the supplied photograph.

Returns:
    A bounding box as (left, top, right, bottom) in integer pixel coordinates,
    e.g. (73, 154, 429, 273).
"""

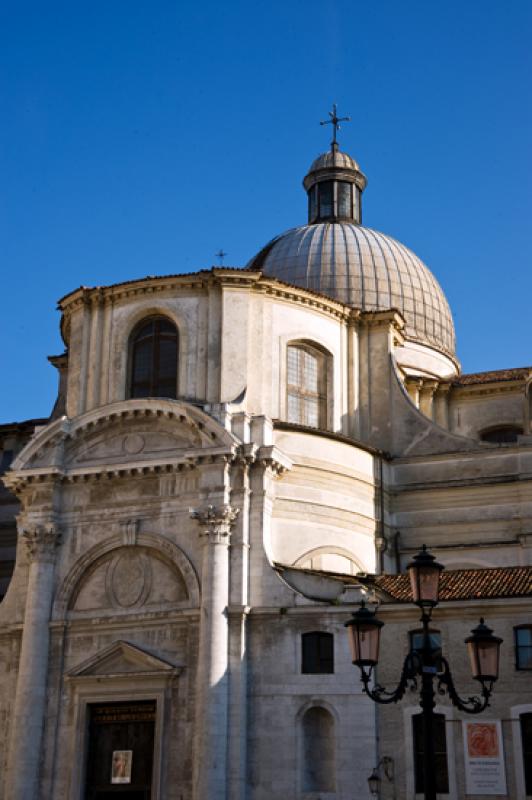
(308, 150, 363, 174)
(247, 222, 456, 356)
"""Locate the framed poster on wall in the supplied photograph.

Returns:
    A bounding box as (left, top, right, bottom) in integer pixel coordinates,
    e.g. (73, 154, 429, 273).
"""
(462, 720, 507, 795)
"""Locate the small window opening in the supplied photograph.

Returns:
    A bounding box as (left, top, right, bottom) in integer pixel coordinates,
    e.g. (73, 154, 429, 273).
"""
(515, 626, 532, 670)
(302, 631, 334, 674)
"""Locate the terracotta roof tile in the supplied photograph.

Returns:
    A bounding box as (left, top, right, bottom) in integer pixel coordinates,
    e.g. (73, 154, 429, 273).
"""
(278, 564, 532, 603)
(453, 367, 532, 386)
(372, 566, 532, 602)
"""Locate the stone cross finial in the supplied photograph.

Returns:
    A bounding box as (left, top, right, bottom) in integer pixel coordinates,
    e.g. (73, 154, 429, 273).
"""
(215, 249, 227, 266)
(190, 504, 239, 543)
(320, 103, 350, 149)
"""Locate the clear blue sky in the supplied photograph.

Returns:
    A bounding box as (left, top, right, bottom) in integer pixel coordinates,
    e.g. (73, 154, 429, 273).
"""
(1, 1, 531, 422)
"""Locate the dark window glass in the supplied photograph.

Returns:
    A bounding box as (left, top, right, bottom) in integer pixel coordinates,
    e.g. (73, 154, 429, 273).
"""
(129, 317, 178, 399)
(521, 713, 532, 794)
(480, 426, 522, 443)
(515, 627, 532, 670)
(337, 182, 352, 218)
(318, 182, 334, 218)
(410, 628, 443, 672)
(302, 632, 334, 674)
(413, 713, 449, 794)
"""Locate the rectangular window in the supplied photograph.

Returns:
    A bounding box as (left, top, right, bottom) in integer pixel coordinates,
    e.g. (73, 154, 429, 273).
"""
(409, 629, 443, 671)
(318, 181, 333, 218)
(521, 713, 532, 794)
(286, 344, 327, 429)
(412, 713, 449, 794)
(302, 632, 334, 674)
(337, 181, 352, 218)
(515, 627, 532, 670)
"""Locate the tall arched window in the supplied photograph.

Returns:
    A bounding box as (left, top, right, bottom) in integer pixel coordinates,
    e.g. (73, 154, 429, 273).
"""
(287, 342, 328, 429)
(129, 317, 178, 399)
(301, 706, 336, 792)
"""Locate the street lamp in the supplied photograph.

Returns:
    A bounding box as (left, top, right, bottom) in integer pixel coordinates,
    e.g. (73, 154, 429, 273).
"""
(367, 756, 394, 797)
(345, 545, 502, 800)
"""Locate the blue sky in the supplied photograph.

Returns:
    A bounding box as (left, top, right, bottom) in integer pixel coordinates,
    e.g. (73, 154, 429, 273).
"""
(1, 1, 531, 422)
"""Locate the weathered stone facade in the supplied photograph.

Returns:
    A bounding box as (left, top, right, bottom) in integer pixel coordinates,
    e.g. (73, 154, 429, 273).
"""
(0, 142, 530, 800)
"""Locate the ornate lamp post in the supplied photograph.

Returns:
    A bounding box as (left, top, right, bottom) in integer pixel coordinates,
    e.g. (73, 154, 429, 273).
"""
(345, 545, 502, 800)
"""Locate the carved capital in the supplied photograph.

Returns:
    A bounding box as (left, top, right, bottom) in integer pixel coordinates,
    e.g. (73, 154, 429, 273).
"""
(22, 524, 61, 563)
(190, 504, 239, 544)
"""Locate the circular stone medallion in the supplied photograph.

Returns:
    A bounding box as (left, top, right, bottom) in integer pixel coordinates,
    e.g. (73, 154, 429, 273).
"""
(123, 434, 145, 455)
(108, 551, 152, 608)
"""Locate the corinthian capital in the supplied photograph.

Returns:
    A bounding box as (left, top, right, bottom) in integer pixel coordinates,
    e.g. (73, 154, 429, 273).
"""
(22, 524, 61, 563)
(190, 504, 239, 544)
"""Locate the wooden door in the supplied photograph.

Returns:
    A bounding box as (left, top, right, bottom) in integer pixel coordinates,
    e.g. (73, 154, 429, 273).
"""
(85, 700, 156, 800)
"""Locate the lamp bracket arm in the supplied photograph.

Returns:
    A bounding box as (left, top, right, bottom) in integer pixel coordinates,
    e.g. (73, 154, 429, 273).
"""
(437, 656, 491, 714)
(360, 653, 418, 705)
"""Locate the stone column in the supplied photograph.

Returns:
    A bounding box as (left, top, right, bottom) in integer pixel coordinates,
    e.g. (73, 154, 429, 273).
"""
(5, 523, 61, 800)
(419, 379, 438, 419)
(434, 382, 451, 429)
(405, 376, 422, 408)
(190, 504, 239, 800)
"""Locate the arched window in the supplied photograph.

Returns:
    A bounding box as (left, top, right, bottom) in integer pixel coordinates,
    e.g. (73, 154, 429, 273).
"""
(129, 317, 178, 399)
(301, 706, 336, 792)
(287, 342, 328, 429)
(302, 632, 334, 674)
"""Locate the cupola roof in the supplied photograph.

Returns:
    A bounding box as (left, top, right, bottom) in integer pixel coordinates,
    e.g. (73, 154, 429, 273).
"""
(247, 108, 456, 357)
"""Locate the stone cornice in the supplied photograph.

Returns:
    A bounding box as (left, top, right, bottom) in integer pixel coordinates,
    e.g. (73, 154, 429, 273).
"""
(451, 381, 526, 398)
(58, 269, 355, 328)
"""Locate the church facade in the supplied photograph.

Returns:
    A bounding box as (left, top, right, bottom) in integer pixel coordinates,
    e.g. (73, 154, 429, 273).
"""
(0, 135, 531, 800)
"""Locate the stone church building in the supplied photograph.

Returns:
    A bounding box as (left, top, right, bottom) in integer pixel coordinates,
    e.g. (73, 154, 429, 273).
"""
(0, 135, 531, 800)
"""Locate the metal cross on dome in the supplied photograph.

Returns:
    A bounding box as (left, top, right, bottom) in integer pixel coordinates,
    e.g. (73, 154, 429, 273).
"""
(215, 249, 227, 266)
(320, 103, 351, 147)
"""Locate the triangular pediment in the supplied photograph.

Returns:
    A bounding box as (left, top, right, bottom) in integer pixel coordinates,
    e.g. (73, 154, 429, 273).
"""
(8, 399, 239, 476)
(68, 640, 181, 678)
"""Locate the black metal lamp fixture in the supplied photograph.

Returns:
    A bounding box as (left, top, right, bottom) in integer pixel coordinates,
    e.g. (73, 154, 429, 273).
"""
(345, 544, 503, 800)
(367, 768, 380, 796)
(367, 756, 394, 797)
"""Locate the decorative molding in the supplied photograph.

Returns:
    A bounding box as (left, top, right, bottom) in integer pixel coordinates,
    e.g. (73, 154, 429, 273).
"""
(121, 518, 139, 546)
(22, 523, 61, 563)
(190, 504, 239, 544)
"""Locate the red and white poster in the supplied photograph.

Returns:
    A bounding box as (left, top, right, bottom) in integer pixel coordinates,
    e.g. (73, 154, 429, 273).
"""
(463, 720, 507, 795)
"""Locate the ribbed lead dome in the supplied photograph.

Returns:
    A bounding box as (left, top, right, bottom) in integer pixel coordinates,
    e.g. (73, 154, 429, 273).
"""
(247, 222, 456, 356)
